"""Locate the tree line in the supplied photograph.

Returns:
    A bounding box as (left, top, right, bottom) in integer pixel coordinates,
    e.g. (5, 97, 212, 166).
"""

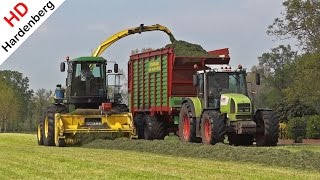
(0, 70, 52, 132)
(252, 0, 320, 122)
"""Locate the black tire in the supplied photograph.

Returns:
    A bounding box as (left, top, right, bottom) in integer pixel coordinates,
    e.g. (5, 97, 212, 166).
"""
(134, 114, 145, 139)
(178, 103, 197, 143)
(200, 110, 225, 145)
(144, 115, 156, 140)
(228, 133, 254, 146)
(43, 105, 67, 146)
(37, 115, 44, 145)
(152, 116, 167, 140)
(255, 110, 279, 146)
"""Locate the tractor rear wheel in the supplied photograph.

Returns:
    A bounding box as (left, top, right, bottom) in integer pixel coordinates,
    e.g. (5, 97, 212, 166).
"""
(152, 116, 167, 140)
(200, 110, 225, 145)
(43, 105, 67, 146)
(179, 103, 197, 143)
(134, 114, 145, 139)
(255, 110, 279, 146)
(37, 115, 44, 145)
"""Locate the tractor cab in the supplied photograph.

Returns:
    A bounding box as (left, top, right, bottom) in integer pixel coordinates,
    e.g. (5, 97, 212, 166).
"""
(59, 56, 118, 110)
(194, 65, 249, 109)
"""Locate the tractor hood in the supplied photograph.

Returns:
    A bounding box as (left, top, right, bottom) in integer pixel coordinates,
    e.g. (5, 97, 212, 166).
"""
(220, 93, 252, 121)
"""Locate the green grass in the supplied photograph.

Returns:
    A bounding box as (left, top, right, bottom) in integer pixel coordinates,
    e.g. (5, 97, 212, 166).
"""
(1, 133, 320, 179)
(275, 144, 320, 153)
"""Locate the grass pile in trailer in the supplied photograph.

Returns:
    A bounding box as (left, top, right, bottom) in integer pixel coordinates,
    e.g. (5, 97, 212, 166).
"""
(166, 40, 217, 57)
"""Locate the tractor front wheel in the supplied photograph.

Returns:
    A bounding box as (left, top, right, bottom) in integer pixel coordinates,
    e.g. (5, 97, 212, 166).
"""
(255, 110, 279, 146)
(200, 110, 225, 145)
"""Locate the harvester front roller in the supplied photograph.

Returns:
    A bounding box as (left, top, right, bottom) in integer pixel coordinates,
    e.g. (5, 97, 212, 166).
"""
(53, 109, 134, 146)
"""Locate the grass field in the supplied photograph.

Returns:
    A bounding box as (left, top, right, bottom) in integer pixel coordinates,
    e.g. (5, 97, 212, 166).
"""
(0, 133, 320, 179)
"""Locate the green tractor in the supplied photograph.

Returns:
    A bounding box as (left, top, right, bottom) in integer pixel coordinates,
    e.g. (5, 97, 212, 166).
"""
(179, 64, 279, 146)
(37, 56, 133, 146)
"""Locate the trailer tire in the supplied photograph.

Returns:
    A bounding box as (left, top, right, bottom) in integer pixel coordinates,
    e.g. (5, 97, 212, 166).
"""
(200, 110, 225, 145)
(179, 103, 197, 143)
(153, 117, 167, 140)
(37, 115, 44, 145)
(255, 110, 279, 146)
(144, 115, 156, 140)
(134, 114, 145, 139)
(43, 105, 67, 146)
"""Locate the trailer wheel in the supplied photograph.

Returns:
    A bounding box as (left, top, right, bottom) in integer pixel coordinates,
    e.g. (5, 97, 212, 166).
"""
(144, 115, 156, 140)
(255, 110, 279, 146)
(153, 116, 167, 140)
(43, 105, 67, 146)
(133, 114, 145, 139)
(228, 134, 254, 146)
(179, 103, 197, 142)
(37, 115, 44, 145)
(200, 110, 225, 145)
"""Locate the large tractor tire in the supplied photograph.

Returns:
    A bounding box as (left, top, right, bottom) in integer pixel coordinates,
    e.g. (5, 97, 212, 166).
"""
(200, 110, 225, 145)
(37, 115, 44, 145)
(228, 134, 254, 146)
(43, 105, 67, 146)
(179, 103, 197, 143)
(133, 114, 145, 139)
(152, 116, 167, 140)
(254, 110, 279, 146)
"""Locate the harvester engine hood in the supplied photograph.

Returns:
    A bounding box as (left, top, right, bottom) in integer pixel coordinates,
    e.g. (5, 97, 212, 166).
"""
(219, 93, 252, 121)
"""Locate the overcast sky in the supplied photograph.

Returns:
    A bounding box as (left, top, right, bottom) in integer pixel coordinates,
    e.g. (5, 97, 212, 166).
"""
(0, 0, 287, 90)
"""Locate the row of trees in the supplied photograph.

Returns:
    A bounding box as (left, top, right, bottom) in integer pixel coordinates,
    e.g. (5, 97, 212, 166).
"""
(0, 70, 52, 132)
(252, 0, 320, 122)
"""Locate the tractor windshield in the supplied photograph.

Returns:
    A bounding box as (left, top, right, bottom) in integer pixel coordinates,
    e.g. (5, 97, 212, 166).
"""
(71, 62, 106, 97)
(207, 72, 247, 97)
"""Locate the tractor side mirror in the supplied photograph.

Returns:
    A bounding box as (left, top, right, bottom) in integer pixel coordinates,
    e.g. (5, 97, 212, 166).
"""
(114, 63, 119, 73)
(193, 74, 198, 86)
(256, 73, 261, 85)
(60, 62, 65, 72)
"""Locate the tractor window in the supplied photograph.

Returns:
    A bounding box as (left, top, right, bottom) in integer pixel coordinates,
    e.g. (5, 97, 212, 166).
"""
(207, 72, 246, 97)
(206, 72, 246, 108)
(92, 64, 102, 77)
(71, 62, 106, 97)
(228, 73, 246, 95)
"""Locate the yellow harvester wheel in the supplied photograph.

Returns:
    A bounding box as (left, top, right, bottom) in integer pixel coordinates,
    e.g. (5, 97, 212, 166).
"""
(37, 118, 44, 145)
